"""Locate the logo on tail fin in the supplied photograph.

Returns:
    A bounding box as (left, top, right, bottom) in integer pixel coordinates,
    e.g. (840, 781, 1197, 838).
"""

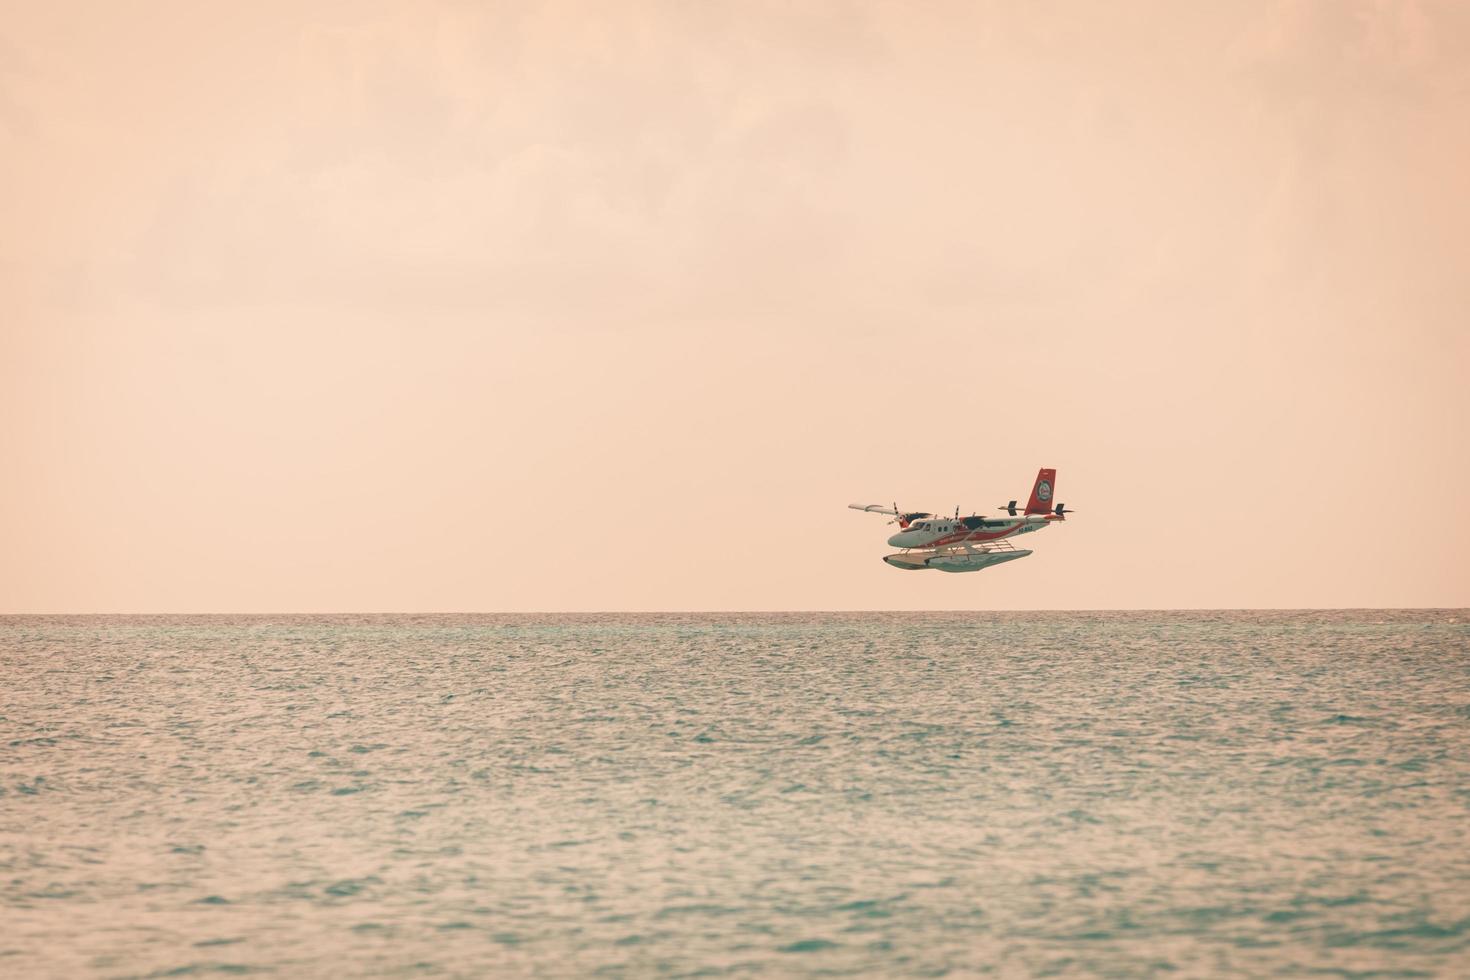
(1036, 481, 1052, 502)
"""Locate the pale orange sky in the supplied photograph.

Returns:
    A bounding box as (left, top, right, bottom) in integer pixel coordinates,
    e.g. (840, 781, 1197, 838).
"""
(2, 1, 1467, 611)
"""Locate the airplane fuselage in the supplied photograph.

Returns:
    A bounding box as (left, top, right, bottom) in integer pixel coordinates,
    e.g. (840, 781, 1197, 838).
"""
(886, 514, 1059, 550)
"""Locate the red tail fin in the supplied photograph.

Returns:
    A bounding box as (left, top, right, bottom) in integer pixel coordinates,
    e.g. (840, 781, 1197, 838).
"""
(1024, 468, 1056, 515)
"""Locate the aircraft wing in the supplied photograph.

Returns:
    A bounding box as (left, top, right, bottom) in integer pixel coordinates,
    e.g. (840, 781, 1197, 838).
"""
(848, 503, 900, 516)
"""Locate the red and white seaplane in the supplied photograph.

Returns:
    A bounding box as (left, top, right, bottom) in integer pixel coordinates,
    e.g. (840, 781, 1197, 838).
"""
(849, 468, 1070, 572)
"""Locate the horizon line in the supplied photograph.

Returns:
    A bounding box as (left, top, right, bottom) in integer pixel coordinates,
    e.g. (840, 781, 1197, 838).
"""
(2, 606, 1466, 617)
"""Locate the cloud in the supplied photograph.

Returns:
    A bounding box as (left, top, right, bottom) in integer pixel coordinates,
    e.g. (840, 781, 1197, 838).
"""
(74, 3, 874, 317)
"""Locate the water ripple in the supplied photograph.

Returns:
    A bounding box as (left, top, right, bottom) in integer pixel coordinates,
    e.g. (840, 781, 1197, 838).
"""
(2, 611, 1467, 976)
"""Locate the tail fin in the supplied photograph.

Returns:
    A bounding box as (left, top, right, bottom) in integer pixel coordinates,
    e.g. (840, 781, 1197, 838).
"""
(1024, 468, 1056, 516)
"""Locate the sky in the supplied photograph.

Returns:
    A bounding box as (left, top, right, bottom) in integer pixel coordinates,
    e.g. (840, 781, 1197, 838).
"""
(2, 0, 1467, 612)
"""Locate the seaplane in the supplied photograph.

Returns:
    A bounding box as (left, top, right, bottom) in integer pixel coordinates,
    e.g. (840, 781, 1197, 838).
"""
(849, 468, 1070, 573)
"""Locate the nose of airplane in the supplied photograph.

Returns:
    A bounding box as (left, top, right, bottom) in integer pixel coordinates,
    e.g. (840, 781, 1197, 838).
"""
(887, 532, 913, 548)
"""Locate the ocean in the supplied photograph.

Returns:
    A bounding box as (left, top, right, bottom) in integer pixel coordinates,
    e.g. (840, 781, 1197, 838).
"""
(2, 611, 1468, 977)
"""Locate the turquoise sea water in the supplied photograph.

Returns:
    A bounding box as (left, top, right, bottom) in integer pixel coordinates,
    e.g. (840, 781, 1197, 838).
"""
(2, 611, 1468, 977)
